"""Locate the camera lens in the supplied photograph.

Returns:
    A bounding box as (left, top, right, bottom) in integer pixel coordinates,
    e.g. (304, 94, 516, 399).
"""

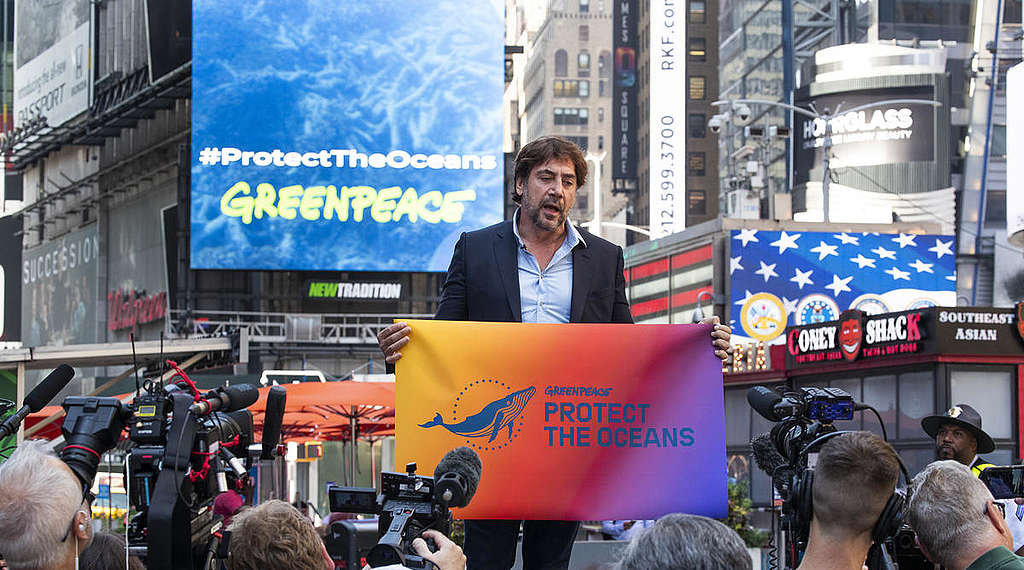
(60, 397, 127, 489)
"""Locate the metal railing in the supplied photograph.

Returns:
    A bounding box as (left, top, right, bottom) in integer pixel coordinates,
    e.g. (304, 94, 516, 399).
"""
(168, 309, 432, 345)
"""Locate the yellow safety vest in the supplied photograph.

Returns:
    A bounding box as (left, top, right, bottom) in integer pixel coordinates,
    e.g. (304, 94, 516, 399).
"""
(973, 462, 996, 478)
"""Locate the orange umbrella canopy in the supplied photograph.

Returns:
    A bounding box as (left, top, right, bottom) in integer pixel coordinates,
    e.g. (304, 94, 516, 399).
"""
(23, 380, 396, 444)
(250, 381, 395, 443)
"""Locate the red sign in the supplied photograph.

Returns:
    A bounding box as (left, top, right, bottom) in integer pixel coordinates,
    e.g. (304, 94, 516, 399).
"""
(107, 289, 167, 331)
(786, 309, 925, 366)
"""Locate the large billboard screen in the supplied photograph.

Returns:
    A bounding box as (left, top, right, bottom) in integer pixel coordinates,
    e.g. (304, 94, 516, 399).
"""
(21, 223, 99, 347)
(191, 1, 505, 271)
(793, 86, 936, 183)
(728, 229, 956, 344)
(14, 0, 90, 128)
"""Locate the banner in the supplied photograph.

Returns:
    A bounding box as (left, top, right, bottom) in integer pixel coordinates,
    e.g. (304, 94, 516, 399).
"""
(395, 320, 727, 520)
(191, 0, 504, 271)
(14, 0, 90, 128)
(613, 0, 638, 179)
(729, 229, 956, 345)
(648, 0, 686, 237)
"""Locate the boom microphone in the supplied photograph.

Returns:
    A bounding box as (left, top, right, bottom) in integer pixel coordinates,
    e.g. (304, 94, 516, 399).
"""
(188, 384, 259, 416)
(747, 386, 786, 422)
(260, 386, 287, 460)
(0, 364, 75, 439)
(751, 432, 795, 495)
(433, 446, 482, 508)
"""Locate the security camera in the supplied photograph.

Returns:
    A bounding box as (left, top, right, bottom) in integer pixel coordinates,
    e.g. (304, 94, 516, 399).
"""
(733, 104, 752, 125)
(708, 114, 726, 134)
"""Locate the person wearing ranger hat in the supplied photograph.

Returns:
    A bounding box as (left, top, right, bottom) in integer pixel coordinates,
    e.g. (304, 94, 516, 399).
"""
(922, 403, 1024, 553)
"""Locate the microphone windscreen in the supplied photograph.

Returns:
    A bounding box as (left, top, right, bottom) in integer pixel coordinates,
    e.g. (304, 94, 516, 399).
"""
(435, 446, 482, 505)
(750, 432, 787, 476)
(224, 384, 260, 412)
(25, 364, 75, 412)
(261, 386, 287, 460)
(747, 385, 784, 422)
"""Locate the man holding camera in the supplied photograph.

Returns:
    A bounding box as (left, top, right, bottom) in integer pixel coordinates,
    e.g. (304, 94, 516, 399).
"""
(0, 441, 94, 570)
(909, 460, 1024, 569)
(794, 431, 901, 570)
(378, 135, 732, 569)
(922, 404, 1024, 553)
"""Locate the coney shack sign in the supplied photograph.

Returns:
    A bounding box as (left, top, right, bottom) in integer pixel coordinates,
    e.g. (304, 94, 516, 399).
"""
(108, 289, 167, 331)
(786, 309, 927, 367)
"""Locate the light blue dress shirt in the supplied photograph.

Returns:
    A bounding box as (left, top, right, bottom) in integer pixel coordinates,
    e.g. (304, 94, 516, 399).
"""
(512, 210, 586, 324)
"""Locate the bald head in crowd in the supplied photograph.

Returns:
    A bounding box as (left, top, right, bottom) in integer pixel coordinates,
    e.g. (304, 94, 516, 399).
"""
(0, 440, 94, 570)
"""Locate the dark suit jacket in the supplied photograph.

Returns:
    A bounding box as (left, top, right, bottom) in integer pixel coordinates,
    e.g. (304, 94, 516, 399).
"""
(435, 220, 633, 323)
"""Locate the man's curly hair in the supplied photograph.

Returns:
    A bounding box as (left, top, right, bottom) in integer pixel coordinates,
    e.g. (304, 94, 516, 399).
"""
(227, 500, 325, 570)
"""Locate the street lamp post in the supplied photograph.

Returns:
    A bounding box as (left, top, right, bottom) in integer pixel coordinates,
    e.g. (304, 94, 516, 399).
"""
(710, 97, 941, 223)
(585, 152, 606, 238)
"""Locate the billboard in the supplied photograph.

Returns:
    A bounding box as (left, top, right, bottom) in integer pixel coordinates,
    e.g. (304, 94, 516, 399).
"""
(728, 229, 956, 344)
(793, 86, 936, 183)
(1009, 62, 1024, 248)
(613, 0, 638, 179)
(14, 0, 90, 128)
(191, 1, 504, 271)
(0, 215, 22, 342)
(21, 224, 99, 347)
(648, 0, 686, 238)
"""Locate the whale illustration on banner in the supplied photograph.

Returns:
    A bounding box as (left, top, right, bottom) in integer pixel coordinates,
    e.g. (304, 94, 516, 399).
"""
(420, 386, 536, 442)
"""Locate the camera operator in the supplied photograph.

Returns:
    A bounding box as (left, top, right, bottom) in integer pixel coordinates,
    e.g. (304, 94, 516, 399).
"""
(795, 432, 900, 570)
(618, 513, 751, 570)
(921, 404, 1024, 553)
(0, 441, 94, 570)
(908, 460, 1024, 569)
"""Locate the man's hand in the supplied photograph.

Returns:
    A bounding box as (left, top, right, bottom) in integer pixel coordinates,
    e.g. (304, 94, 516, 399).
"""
(701, 315, 733, 361)
(411, 529, 466, 570)
(377, 322, 411, 364)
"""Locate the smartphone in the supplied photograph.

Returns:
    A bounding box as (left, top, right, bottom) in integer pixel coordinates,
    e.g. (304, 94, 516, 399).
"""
(979, 466, 1024, 500)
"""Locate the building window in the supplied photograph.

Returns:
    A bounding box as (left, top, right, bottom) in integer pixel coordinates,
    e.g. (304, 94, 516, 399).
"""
(687, 190, 706, 215)
(554, 79, 590, 97)
(579, 24, 589, 41)
(566, 135, 589, 151)
(991, 125, 1006, 157)
(688, 38, 706, 62)
(598, 107, 605, 122)
(554, 107, 589, 125)
(598, 135, 604, 150)
(555, 49, 568, 77)
(598, 51, 610, 78)
(578, 52, 591, 77)
(599, 79, 607, 97)
(688, 113, 706, 138)
(688, 76, 706, 100)
(688, 152, 706, 176)
(689, 0, 706, 23)
(580, 0, 590, 12)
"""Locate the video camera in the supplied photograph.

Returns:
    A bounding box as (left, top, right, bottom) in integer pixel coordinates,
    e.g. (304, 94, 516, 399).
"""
(57, 363, 286, 570)
(326, 447, 482, 569)
(747, 385, 855, 467)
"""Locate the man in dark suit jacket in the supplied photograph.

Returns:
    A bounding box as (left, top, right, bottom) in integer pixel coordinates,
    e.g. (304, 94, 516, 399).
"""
(379, 136, 731, 569)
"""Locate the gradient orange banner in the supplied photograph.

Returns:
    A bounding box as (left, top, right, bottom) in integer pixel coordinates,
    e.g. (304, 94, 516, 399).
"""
(395, 319, 727, 520)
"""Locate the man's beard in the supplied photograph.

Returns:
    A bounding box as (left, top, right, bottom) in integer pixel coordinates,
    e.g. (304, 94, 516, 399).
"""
(529, 200, 565, 231)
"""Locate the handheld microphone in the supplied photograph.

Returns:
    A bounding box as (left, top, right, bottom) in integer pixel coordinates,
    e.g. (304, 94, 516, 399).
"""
(260, 386, 287, 460)
(188, 384, 259, 416)
(433, 446, 482, 508)
(0, 364, 75, 439)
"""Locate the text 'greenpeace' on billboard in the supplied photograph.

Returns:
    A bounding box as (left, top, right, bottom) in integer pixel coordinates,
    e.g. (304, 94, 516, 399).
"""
(190, 1, 505, 271)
